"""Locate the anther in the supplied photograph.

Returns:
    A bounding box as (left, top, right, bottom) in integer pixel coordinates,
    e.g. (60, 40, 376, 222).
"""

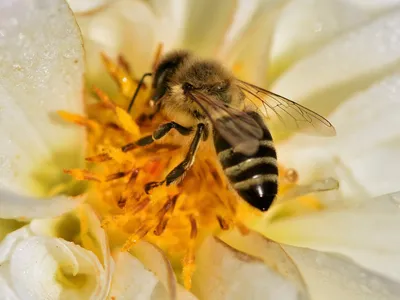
(131, 197, 150, 214)
(117, 196, 126, 209)
(128, 169, 140, 184)
(189, 215, 198, 240)
(117, 55, 131, 73)
(217, 215, 230, 230)
(106, 171, 128, 182)
(144, 181, 165, 194)
(154, 218, 168, 236)
(86, 153, 111, 162)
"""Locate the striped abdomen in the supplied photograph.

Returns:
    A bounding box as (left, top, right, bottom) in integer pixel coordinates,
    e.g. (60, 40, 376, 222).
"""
(213, 111, 278, 211)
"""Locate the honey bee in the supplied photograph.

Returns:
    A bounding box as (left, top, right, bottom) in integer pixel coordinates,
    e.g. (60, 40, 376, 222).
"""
(123, 50, 336, 212)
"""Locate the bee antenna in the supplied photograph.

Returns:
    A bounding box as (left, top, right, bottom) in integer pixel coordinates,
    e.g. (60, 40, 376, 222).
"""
(127, 72, 152, 113)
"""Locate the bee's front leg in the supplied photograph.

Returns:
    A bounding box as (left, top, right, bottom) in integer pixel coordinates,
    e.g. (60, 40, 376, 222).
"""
(145, 123, 206, 194)
(121, 121, 193, 152)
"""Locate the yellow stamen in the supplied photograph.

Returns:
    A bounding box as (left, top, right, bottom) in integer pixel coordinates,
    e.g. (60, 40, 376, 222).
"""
(64, 169, 103, 182)
(182, 214, 197, 290)
(86, 153, 111, 163)
(115, 107, 140, 136)
(152, 43, 164, 72)
(93, 86, 116, 111)
(100, 52, 137, 99)
(57, 111, 100, 133)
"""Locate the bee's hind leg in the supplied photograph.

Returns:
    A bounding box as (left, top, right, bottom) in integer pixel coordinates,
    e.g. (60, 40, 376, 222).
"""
(145, 123, 206, 194)
(121, 121, 193, 152)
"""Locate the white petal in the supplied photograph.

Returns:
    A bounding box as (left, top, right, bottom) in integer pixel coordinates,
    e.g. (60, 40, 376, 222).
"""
(0, 273, 19, 300)
(0, 0, 85, 194)
(0, 189, 84, 220)
(8, 237, 104, 300)
(110, 245, 197, 300)
(148, 0, 189, 51)
(270, 0, 371, 78)
(177, 0, 237, 56)
(284, 245, 400, 300)
(346, 0, 400, 12)
(81, 205, 113, 299)
(261, 191, 400, 282)
(277, 72, 400, 199)
(220, 229, 310, 299)
(177, 285, 198, 300)
(131, 240, 177, 300)
(221, 0, 283, 85)
(109, 252, 159, 300)
(272, 9, 400, 116)
(66, 0, 111, 14)
(0, 227, 31, 263)
(222, 0, 263, 49)
(191, 236, 300, 300)
(78, 0, 157, 85)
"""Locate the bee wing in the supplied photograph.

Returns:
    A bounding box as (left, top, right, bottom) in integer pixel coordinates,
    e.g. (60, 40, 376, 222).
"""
(236, 80, 336, 137)
(188, 90, 264, 156)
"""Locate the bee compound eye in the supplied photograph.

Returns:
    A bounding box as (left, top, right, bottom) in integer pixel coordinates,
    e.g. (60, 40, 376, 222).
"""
(182, 82, 194, 92)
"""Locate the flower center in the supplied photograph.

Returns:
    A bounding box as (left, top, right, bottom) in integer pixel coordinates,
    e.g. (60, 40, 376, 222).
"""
(61, 52, 332, 289)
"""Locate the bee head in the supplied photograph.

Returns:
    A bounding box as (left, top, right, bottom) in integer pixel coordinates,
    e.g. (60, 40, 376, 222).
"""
(152, 50, 191, 102)
(176, 60, 234, 103)
(155, 51, 244, 126)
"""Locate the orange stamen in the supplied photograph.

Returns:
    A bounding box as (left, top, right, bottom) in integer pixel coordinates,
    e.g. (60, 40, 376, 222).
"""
(93, 86, 116, 111)
(152, 43, 164, 72)
(64, 169, 103, 182)
(182, 215, 197, 290)
(101, 52, 137, 99)
(57, 111, 100, 132)
(86, 153, 111, 162)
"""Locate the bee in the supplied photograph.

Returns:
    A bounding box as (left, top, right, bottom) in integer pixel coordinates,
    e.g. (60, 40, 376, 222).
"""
(123, 50, 336, 212)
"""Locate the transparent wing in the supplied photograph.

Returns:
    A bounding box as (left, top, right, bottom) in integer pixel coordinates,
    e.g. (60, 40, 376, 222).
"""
(236, 80, 336, 136)
(187, 90, 263, 156)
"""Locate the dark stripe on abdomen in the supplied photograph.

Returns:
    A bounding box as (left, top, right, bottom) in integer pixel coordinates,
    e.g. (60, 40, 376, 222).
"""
(225, 157, 278, 182)
(213, 111, 278, 212)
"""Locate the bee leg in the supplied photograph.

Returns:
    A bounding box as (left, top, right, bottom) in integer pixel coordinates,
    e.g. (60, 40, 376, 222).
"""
(145, 123, 205, 193)
(127, 72, 152, 113)
(122, 121, 193, 152)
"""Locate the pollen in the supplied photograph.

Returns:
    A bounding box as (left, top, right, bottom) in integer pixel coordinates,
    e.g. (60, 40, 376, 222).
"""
(62, 53, 326, 290)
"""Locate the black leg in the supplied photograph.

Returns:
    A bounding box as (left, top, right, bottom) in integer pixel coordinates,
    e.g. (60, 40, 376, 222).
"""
(127, 72, 152, 113)
(145, 123, 205, 193)
(121, 121, 193, 152)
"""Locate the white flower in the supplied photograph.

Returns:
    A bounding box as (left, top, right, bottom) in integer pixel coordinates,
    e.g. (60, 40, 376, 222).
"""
(1, 0, 400, 300)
